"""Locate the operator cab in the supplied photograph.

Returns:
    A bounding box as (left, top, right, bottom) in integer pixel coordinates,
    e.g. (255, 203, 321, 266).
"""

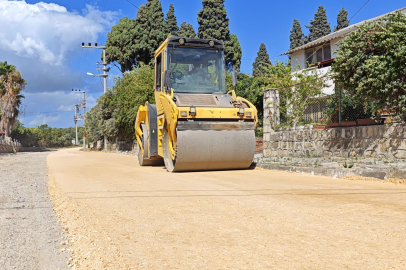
(154, 37, 226, 94)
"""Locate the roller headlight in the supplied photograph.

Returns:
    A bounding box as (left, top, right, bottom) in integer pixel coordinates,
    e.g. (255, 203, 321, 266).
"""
(190, 106, 196, 116)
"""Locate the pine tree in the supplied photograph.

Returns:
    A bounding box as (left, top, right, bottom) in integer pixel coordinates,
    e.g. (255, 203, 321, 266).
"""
(227, 34, 242, 71)
(290, 19, 304, 50)
(165, 4, 179, 36)
(252, 43, 272, 77)
(334, 7, 349, 32)
(177, 22, 197, 38)
(305, 5, 331, 43)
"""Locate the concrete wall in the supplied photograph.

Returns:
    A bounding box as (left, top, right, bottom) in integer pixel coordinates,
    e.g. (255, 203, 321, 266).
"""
(0, 138, 22, 153)
(263, 124, 406, 159)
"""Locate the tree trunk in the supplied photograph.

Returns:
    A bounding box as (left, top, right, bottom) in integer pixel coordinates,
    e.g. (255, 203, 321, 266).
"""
(5, 118, 10, 137)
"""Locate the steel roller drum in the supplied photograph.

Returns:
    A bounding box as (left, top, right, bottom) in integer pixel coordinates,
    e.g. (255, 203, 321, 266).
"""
(171, 129, 255, 172)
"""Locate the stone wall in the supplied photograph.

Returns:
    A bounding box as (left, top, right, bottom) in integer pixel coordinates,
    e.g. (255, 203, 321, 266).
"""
(263, 88, 279, 142)
(263, 123, 406, 159)
(0, 137, 22, 153)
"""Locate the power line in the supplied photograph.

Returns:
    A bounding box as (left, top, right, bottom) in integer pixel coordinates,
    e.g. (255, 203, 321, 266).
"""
(25, 111, 72, 114)
(123, 0, 139, 9)
(349, 0, 371, 21)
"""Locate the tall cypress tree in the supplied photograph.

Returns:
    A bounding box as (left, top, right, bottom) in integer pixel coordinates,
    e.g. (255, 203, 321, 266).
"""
(165, 4, 179, 36)
(134, 5, 151, 64)
(197, 0, 230, 41)
(334, 7, 349, 32)
(177, 22, 197, 38)
(290, 19, 304, 50)
(252, 43, 272, 77)
(305, 5, 331, 43)
(228, 34, 242, 71)
(198, 0, 236, 70)
(133, 0, 166, 64)
(146, 0, 166, 59)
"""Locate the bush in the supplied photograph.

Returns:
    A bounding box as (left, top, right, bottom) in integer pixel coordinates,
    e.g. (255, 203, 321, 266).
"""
(11, 120, 76, 147)
(333, 12, 406, 116)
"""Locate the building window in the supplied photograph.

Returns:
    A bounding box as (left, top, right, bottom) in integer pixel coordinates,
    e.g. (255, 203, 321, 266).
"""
(305, 42, 332, 68)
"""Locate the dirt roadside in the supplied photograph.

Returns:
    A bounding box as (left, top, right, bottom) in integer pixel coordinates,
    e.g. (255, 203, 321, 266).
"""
(0, 152, 69, 270)
(48, 148, 406, 269)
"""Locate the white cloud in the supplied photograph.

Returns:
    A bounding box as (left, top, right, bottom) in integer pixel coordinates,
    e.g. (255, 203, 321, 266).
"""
(29, 114, 60, 126)
(0, 1, 116, 66)
(0, 0, 117, 127)
(20, 90, 99, 128)
(57, 105, 73, 112)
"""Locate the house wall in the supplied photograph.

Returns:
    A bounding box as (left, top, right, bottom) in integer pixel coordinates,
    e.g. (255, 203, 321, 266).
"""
(330, 37, 343, 58)
(290, 50, 306, 70)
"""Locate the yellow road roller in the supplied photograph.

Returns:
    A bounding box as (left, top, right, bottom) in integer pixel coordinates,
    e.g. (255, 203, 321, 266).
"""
(135, 37, 258, 172)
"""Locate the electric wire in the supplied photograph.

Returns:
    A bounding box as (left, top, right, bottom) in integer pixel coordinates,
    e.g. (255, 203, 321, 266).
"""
(25, 111, 72, 114)
(123, 0, 139, 9)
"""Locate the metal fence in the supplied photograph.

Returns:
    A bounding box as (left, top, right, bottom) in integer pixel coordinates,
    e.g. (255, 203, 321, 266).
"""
(265, 87, 382, 131)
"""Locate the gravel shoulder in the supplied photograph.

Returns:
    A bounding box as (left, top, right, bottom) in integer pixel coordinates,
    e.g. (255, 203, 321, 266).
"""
(48, 148, 406, 269)
(0, 152, 69, 270)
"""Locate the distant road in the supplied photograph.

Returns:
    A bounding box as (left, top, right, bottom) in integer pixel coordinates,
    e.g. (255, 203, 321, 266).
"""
(48, 148, 406, 269)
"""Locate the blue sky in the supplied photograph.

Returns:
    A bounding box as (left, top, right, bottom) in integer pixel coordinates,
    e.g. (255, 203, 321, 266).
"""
(1, 0, 405, 128)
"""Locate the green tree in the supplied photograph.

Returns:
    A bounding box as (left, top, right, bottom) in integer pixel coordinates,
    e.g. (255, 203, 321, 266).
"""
(85, 64, 155, 142)
(134, 5, 152, 64)
(11, 121, 75, 148)
(84, 104, 103, 143)
(165, 4, 179, 36)
(268, 61, 330, 128)
(305, 5, 331, 43)
(111, 64, 155, 140)
(332, 12, 406, 115)
(290, 19, 304, 49)
(177, 22, 197, 38)
(0, 61, 26, 137)
(146, 0, 166, 57)
(105, 17, 138, 73)
(132, 1, 166, 65)
(334, 7, 350, 32)
(252, 43, 272, 77)
(198, 0, 237, 69)
(228, 34, 242, 71)
(197, 0, 230, 41)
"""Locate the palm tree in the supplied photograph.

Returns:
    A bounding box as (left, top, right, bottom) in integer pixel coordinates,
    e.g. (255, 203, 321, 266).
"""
(0, 61, 26, 137)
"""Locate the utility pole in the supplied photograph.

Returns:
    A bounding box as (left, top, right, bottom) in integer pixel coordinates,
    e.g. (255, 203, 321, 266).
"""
(72, 89, 86, 148)
(73, 104, 78, 145)
(82, 42, 109, 150)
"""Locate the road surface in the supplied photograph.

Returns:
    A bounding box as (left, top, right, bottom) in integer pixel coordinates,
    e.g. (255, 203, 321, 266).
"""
(47, 148, 406, 269)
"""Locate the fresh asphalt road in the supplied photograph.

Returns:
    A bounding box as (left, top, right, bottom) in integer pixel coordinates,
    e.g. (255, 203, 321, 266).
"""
(47, 148, 406, 269)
